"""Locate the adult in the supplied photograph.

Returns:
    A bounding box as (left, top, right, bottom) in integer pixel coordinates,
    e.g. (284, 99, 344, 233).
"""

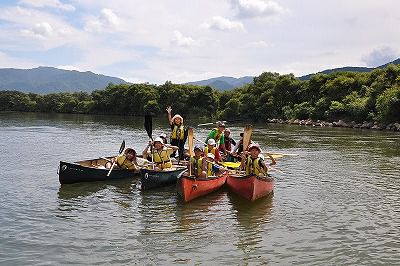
(240, 143, 276, 176)
(223, 128, 236, 161)
(142, 137, 178, 170)
(166, 106, 186, 160)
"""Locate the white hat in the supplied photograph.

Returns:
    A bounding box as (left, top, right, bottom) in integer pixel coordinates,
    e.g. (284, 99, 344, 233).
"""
(172, 114, 183, 124)
(154, 137, 164, 144)
(207, 139, 216, 145)
(206, 153, 215, 159)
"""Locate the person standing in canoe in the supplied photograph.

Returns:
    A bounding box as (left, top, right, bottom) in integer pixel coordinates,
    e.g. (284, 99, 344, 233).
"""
(240, 143, 276, 176)
(223, 128, 236, 162)
(166, 106, 186, 160)
(188, 145, 207, 178)
(106, 148, 139, 172)
(204, 139, 221, 162)
(142, 137, 179, 171)
(205, 122, 227, 155)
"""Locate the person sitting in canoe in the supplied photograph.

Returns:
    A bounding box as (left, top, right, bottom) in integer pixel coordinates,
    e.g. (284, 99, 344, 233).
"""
(240, 143, 276, 176)
(204, 139, 221, 162)
(166, 106, 186, 160)
(204, 153, 225, 178)
(188, 145, 207, 178)
(159, 132, 168, 145)
(205, 122, 227, 155)
(106, 148, 139, 172)
(142, 137, 179, 171)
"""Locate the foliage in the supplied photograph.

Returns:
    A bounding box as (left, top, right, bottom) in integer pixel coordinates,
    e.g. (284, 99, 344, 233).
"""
(1, 64, 400, 123)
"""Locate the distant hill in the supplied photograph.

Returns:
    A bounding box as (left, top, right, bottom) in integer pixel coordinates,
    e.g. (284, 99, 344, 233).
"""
(187, 58, 400, 90)
(298, 58, 400, 80)
(0, 66, 127, 94)
(186, 76, 254, 91)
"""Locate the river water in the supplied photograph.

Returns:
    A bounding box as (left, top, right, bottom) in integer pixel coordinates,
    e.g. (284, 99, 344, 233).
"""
(0, 112, 399, 265)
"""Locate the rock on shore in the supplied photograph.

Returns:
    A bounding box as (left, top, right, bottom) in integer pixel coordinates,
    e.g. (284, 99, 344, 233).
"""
(267, 118, 400, 131)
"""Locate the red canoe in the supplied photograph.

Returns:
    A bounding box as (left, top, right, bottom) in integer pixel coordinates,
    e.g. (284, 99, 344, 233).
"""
(226, 174, 274, 201)
(177, 172, 228, 202)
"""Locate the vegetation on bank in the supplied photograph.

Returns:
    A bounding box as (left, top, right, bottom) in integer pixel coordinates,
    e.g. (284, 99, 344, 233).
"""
(1, 64, 399, 123)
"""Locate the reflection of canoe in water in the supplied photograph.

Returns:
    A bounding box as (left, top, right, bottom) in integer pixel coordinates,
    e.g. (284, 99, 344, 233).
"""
(58, 157, 148, 184)
(226, 174, 274, 201)
(140, 167, 187, 190)
(176, 172, 228, 202)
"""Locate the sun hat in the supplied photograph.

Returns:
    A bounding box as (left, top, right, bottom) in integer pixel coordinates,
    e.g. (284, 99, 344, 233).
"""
(154, 137, 164, 144)
(194, 145, 203, 151)
(206, 153, 215, 159)
(172, 114, 183, 124)
(248, 143, 262, 152)
(207, 139, 216, 145)
(218, 122, 226, 128)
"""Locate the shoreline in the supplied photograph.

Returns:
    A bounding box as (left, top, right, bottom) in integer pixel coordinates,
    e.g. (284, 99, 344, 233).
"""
(267, 118, 400, 132)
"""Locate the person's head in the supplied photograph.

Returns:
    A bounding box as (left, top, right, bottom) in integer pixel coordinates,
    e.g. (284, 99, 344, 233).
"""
(248, 143, 262, 157)
(207, 138, 216, 148)
(159, 133, 167, 142)
(153, 137, 164, 149)
(172, 114, 183, 125)
(124, 148, 136, 160)
(206, 153, 215, 162)
(217, 122, 226, 133)
(224, 128, 231, 137)
(240, 132, 244, 138)
(193, 145, 203, 157)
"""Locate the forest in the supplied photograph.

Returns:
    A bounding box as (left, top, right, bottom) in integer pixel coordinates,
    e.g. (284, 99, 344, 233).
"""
(1, 64, 399, 123)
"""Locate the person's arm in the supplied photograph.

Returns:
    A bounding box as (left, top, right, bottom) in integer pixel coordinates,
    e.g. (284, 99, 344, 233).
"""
(206, 129, 216, 142)
(233, 139, 241, 153)
(142, 141, 152, 158)
(165, 144, 179, 152)
(267, 154, 276, 166)
(166, 106, 173, 125)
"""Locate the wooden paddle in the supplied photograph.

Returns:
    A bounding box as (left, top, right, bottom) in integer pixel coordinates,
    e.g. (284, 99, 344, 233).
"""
(106, 140, 126, 177)
(187, 127, 194, 176)
(242, 124, 253, 151)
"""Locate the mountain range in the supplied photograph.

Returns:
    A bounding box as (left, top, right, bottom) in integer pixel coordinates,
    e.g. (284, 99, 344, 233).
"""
(0, 58, 399, 93)
(0, 66, 127, 94)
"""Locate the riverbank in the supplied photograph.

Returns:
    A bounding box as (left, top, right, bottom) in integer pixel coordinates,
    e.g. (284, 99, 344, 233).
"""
(267, 118, 400, 132)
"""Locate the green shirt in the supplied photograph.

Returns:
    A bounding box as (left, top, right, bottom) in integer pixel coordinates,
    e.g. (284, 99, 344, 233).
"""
(207, 128, 225, 145)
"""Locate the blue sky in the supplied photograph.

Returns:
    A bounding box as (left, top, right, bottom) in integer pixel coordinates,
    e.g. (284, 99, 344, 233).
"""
(0, 0, 399, 84)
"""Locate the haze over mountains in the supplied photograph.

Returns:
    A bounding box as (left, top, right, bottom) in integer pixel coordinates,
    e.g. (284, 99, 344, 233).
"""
(0, 58, 399, 94)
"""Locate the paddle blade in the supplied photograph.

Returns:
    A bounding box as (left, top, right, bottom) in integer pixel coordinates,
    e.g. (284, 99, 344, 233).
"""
(242, 124, 253, 151)
(144, 114, 153, 140)
(119, 140, 126, 154)
(188, 127, 194, 157)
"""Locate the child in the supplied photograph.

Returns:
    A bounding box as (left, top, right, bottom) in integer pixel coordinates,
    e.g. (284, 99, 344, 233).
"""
(240, 143, 276, 176)
(189, 145, 206, 178)
(142, 137, 178, 170)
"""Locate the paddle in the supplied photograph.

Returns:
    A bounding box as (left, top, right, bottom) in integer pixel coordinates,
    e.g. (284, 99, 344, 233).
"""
(187, 127, 194, 176)
(197, 120, 227, 127)
(265, 152, 299, 157)
(144, 114, 154, 169)
(242, 124, 253, 151)
(106, 140, 126, 177)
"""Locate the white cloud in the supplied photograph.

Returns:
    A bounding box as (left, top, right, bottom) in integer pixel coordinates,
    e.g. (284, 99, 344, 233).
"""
(84, 8, 120, 33)
(21, 22, 54, 39)
(171, 31, 195, 48)
(19, 0, 75, 11)
(203, 16, 245, 31)
(230, 0, 287, 19)
(243, 40, 271, 48)
(362, 46, 399, 67)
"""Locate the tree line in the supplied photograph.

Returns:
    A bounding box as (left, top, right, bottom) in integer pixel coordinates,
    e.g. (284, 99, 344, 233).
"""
(1, 64, 399, 123)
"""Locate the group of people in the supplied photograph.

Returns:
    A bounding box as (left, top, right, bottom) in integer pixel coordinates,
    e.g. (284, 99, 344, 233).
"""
(106, 106, 276, 177)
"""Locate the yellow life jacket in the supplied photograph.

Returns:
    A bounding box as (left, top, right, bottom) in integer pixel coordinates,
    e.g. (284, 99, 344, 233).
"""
(204, 146, 217, 157)
(171, 124, 184, 140)
(190, 157, 203, 177)
(116, 155, 137, 170)
(212, 128, 223, 143)
(152, 148, 172, 169)
(245, 156, 266, 176)
(204, 161, 215, 177)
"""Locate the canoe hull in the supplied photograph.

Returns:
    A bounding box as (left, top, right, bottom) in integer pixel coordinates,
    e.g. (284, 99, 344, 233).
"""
(140, 167, 186, 190)
(177, 172, 228, 202)
(226, 174, 274, 201)
(58, 160, 137, 184)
